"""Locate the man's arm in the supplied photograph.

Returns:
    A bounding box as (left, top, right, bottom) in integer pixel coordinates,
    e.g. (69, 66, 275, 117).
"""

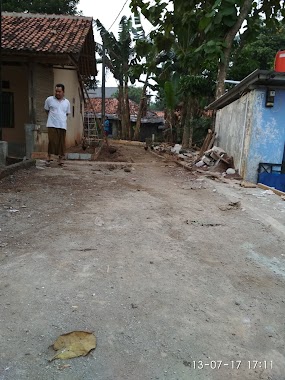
(66, 100, 71, 116)
(44, 97, 50, 115)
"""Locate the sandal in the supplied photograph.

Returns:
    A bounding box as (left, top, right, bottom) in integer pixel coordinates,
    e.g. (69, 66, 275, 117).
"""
(45, 160, 51, 167)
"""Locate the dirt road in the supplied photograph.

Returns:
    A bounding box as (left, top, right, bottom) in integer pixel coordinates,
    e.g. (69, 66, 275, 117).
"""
(0, 144, 285, 380)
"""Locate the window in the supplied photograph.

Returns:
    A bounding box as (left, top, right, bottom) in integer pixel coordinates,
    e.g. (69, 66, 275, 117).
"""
(1, 91, 14, 128)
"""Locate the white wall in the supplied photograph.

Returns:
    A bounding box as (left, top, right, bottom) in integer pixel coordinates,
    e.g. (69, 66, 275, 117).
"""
(53, 69, 84, 147)
(215, 92, 253, 175)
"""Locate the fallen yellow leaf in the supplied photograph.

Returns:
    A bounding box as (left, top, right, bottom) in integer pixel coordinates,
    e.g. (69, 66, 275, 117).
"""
(50, 331, 96, 361)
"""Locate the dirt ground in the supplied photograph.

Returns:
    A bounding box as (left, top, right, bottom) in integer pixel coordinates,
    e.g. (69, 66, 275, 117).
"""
(0, 144, 285, 380)
(95, 144, 135, 162)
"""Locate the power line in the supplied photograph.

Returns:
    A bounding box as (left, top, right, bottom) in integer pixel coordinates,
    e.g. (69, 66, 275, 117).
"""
(108, 0, 129, 31)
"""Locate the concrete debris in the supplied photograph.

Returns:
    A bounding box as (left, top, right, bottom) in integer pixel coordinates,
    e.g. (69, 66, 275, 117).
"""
(196, 146, 234, 172)
(171, 144, 182, 154)
(152, 143, 196, 162)
(195, 160, 205, 167)
(149, 142, 243, 184)
(205, 146, 226, 157)
(202, 156, 212, 165)
(226, 168, 236, 175)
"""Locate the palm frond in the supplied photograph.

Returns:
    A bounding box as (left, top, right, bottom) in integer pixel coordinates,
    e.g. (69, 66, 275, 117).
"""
(94, 19, 122, 59)
(118, 16, 132, 43)
(133, 10, 146, 40)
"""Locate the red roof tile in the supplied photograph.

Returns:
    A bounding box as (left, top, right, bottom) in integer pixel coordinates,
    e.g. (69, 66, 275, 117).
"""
(1, 12, 93, 54)
(154, 111, 165, 118)
(86, 98, 164, 123)
(86, 98, 140, 115)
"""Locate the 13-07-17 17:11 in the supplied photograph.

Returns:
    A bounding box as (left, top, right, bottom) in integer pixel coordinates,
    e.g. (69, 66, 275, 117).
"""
(191, 360, 273, 370)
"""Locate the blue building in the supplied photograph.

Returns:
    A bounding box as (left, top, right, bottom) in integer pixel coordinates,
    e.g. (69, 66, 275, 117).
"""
(206, 70, 285, 190)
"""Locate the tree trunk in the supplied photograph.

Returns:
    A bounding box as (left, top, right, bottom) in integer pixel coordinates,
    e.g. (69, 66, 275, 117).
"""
(164, 108, 176, 143)
(118, 83, 126, 139)
(215, 0, 253, 99)
(175, 110, 181, 143)
(182, 97, 193, 149)
(133, 75, 149, 141)
(124, 82, 131, 140)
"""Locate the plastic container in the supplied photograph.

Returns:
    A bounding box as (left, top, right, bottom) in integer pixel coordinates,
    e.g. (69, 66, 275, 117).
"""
(274, 50, 285, 72)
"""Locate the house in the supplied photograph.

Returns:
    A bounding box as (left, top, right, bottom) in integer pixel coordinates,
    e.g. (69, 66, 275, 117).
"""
(206, 69, 285, 190)
(88, 87, 118, 98)
(1, 12, 97, 158)
(85, 97, 165, 141)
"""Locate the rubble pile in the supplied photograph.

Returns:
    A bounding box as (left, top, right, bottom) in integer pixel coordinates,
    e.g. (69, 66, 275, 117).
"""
(152, 143, 197, 162)
(195, 146, 235, 173)
(147, 141, 240, 179)
(152, 143, 173, 154)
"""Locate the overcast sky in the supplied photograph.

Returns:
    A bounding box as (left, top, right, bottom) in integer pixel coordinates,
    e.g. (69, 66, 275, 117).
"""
(78, 0, 154, 88)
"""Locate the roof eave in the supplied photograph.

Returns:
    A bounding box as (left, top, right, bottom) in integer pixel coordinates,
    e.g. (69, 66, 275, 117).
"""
(205, 69, 281, 110)
(2, 50, 72, 63)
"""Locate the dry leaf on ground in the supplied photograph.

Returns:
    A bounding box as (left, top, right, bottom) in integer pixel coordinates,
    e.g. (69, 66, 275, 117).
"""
(50, 331, 96, 361)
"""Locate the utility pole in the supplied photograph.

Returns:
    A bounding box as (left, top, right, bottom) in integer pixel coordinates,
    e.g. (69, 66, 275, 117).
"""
(0, 0, 3, 140)
(101, 43, 106, 129)
(101, 43, 108, 146)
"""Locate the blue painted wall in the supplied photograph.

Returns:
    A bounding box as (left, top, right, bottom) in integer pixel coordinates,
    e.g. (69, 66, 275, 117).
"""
(245, 89, 285, 182)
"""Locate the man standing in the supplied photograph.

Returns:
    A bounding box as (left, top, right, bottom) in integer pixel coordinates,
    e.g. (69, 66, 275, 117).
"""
(44, 84, 70, 166)
(103, 117, 111, 137)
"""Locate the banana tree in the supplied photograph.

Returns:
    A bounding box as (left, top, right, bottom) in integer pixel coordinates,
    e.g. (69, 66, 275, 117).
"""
(131, 11, 159, 141)
(130, 0, 285, 102)
(95, 17, 136, 139)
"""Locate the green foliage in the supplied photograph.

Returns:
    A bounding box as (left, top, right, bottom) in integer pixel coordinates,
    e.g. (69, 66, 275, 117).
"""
(229, 24, 285, 80)
(164, 81, 176, 110)
(178, 73, 215, 98)
(192, 117, 213, 147)
(2, 0, 80, 14)
(112, 86, 143, 104)
(132, 10, 146, 40)
(149, 97, 164, 111)
(130, 0, 285, 146)
(132, 0, 284, 76)
(95, 17, 136, 84)
(118, 16, 133, 63)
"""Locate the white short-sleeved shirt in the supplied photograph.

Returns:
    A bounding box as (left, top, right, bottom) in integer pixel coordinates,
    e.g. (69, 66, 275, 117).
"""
(44, 96, 71, 130)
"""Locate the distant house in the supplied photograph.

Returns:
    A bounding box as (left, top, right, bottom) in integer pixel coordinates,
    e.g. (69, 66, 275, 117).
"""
(88, 87, 118, 98)
(85, 97, 165, 141)
(206, 69, 285, 190)
(1, 12, 97, 158)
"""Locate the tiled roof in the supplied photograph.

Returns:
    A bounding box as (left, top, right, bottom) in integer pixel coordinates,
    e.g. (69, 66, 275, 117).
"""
(86, 98, 139, 115)
(154, 111, 165, 118)
(86, 98, 164, 124)
(1, 12, 93, 54)
(2, 12, 97, 76)
(88, 87, 118, 98)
